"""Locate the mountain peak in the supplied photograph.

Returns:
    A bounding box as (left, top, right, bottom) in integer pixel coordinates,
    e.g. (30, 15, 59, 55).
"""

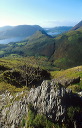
(72, 20, 82, 30)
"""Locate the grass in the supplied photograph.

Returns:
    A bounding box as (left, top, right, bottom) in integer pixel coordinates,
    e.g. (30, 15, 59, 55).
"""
(16, 42, 26, 46)
(54, 29, 82, 69)
(0, 56, 56, 71)
(0, 82, 28, 94)
(51, 66, 82, 79)
(0, 56, 82, 93)
(51, 65, 82, 92)
(0, 51, 5, 55)
(0, 56, 53, 94)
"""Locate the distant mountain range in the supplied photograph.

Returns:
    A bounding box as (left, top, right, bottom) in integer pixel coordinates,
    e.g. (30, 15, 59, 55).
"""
(0, 26, 13, 32)
(0, 25, 45, 39)
(0, 25, 73, 41)
(44, 26, 73, 36)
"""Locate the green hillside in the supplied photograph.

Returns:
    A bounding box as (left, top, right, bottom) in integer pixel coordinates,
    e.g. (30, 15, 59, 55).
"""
(52, 26, 82, 69)
(51, 65, 82, 93)
(0, 56, 51, 93)
(21, 31, 55, 56)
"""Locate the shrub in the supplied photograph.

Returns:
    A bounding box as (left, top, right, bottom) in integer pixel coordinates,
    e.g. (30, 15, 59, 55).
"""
(3, 70, 23, 87)
(26, 104, 55, 128)
(22, 118, 26, 127)
(67, 106, 80, 122)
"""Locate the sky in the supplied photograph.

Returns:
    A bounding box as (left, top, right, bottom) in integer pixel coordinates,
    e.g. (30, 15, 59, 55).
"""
(0, 0, 82, 28)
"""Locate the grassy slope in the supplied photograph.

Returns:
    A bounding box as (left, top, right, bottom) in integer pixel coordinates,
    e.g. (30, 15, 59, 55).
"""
(18, 31, 54, 56)
(51, 66, 82, 78)
(0, 56, 82, 93)
(0, 57, 27, 94)
(51, 65, 82, 92)
(0, 56, 55, 70)
(0, 56, 55, 93)
(52, 28, 82, 69)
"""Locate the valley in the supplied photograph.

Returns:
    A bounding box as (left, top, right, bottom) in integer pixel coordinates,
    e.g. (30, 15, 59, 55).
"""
(0, 25, 72, 44)
(0, 21, 82, 128)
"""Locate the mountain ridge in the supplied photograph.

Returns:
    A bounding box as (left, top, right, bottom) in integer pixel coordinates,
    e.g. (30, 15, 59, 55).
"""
(0, 25, 46, 39)
(71, 20, 82, 30)
(44, 26, 73, 36)
(0, 26, 13, 32)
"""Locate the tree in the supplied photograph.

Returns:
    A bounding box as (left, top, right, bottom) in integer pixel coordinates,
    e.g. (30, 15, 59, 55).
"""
(20, 64, 50, 87)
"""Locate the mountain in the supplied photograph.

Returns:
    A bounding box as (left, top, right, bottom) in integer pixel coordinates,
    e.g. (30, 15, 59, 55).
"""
(0, 26, 13, 32)
(0, 31, 55, 57)
(21, 31, 55, 56)
(0, 25, 46, 39)
(51, 21, 82, 69)
(44, 26, 73, 36)
(71, 21, 82, 30)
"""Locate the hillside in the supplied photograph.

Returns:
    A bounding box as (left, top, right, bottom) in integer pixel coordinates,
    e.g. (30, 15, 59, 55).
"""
(0, 25, 45, 39)
(21, 31, 55, 56)
(51, 65, 82, 92)
(0, 58, 82, 128)
(51, 21, 82, 69)
(0, 31, 55, 57)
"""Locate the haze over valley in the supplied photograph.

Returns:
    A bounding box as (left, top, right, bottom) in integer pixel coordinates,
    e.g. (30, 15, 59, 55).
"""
(0, 25, 73, 44)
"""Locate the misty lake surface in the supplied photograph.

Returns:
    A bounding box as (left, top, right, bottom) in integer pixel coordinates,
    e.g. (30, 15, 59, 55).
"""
(47, 32, 61, 36)
(0, 37, 26, 44)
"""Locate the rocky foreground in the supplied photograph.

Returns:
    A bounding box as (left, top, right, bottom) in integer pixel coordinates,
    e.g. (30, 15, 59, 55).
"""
(0, 80, 82, 128)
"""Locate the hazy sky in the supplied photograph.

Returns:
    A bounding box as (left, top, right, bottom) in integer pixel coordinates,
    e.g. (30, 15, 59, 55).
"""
(0, 0, 82, 27)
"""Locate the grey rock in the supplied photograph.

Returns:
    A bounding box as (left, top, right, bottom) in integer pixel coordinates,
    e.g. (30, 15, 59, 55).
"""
(0, 80, 76, 127)
(0, 91, 28, 128)
(53, 76, 80, 86)
(27, 80, 67, 121)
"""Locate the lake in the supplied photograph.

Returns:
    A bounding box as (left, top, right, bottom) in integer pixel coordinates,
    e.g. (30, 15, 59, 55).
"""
(47, 32, 61, 36)
(0, 37, 26, 44)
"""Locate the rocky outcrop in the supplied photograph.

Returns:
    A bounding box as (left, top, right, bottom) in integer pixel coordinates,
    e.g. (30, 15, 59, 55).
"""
(0, 91, 28, 128)
(53, 77, 80, 86)
(0, 80, 80, 128)
(27, 80, 68, 122)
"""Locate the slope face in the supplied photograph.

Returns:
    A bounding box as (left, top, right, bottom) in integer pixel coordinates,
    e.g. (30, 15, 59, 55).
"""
(52, 26, 82, 69)
(0, 25, 45, 39)
(71, 20, 82, 30)
(22, 31, 55, 56)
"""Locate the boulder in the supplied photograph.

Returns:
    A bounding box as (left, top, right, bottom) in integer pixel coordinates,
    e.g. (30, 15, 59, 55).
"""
(53, 77, 80, 86)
